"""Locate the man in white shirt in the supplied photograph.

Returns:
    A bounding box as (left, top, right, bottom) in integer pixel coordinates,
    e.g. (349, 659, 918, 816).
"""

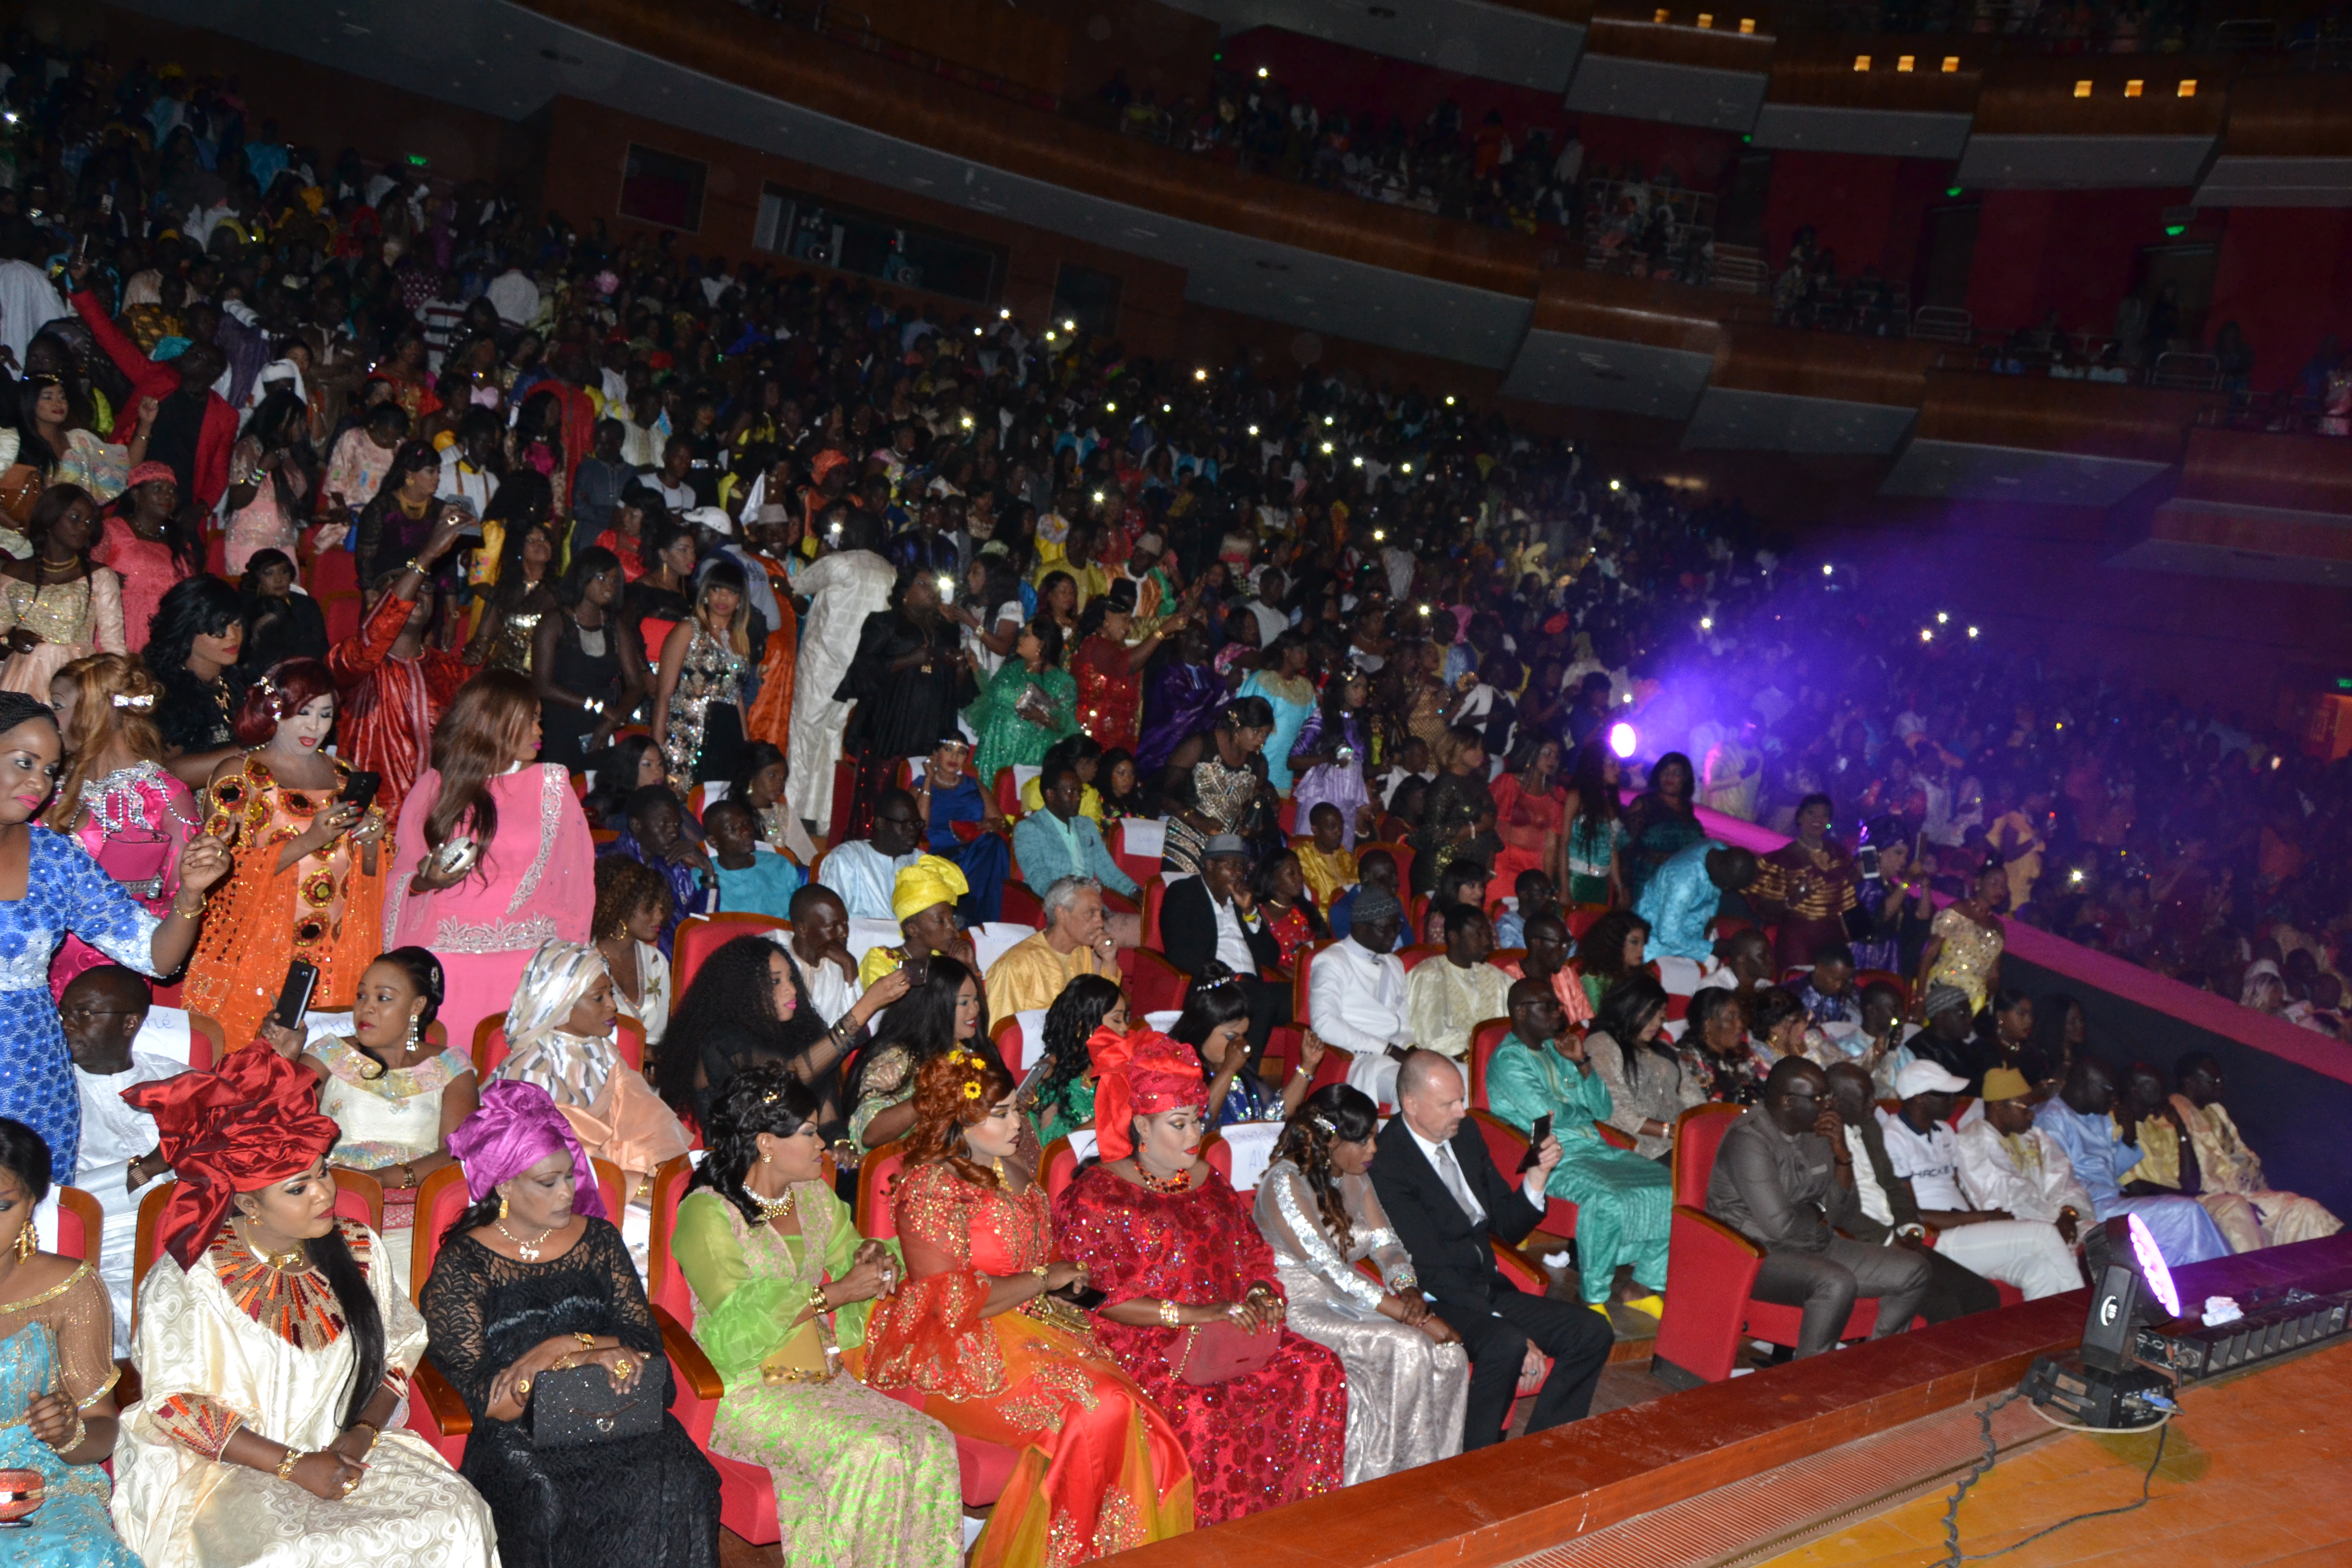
(773, 886, 865, 1026)
(816, 791, 926, 921)
(1879, 1062, 2082, 1301)
(63, 967, 188, 1350)
(1310, 886, 1414, 1106)
(485, 263, 540, 328)
(1956, 1067, 2096, 1233)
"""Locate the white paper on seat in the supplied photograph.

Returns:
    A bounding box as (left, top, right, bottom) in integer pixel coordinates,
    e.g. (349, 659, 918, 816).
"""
(846, 918, 903, 962)
(1117, 818, 1166, 859)
(135, 1007, 193, 1065)
(1066, 1129, 1098, 1163)
(32, 1189, 57, 1253)
(972, 922, 1030, 974)
(1012, 764, 1041, 792)
(1014, 1009, 1048, 1070)
(1219, 1122, 1283, 1192)
(1144, 1011, 1182, 1032)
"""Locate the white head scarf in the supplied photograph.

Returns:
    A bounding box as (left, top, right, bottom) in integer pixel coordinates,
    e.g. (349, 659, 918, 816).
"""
(496, 939, 619, 1107)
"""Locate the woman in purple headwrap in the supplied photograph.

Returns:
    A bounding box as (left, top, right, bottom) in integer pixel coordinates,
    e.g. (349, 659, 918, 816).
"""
(1134, 619, 1223, 779)
(421, 1080, 721, 1568)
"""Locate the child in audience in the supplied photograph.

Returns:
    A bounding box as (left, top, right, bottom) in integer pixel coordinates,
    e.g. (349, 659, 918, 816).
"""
(61, 965, 185, 1349)
(1493, 868, 1557, 947)
(706, 798, 803, 918)
(1296, 801, 1359, 910)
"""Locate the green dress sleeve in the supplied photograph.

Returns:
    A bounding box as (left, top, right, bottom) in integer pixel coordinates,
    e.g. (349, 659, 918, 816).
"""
(1042, 666, 1079, 738)
(671, 1190, 801, 1387)
(1485, 1039, 1554, 1138)
(813, 1190, 902, 1349)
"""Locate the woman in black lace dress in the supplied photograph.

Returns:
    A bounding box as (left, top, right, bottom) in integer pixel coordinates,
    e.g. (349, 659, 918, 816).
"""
(422, 1079, 720, 1567)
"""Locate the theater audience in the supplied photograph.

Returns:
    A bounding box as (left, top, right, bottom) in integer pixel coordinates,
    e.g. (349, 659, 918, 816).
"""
(1327, 848, 1402, 948)
(1254, 1084, 1467, 1483)
(1487, 977, 1671, 1315)
(1053, 1028, 1350, 1523)
(816, 787, 925, 921)
(425, 1079, 717, 1566)
(593, 856, 676, 1051)
(1161, 837, 1289, 1058)
(1704, 1058, 1930, 1360)
(1956, 1067, 2095, 1242)
(1583, 975, 1698, 1160)
(863, 1050, 1194, 1562)
(123, 1047, 499, 1567)
(1820, 1063, 2005, 1321)
(669, 1065, 961, 1566)
(1314, 886, 1415, 1105)
(659, 934, 906, 1139)
(861, 856, 977, 988)
(847, 955, 987, 1149)
(985, 874, 1122, 1026)
(1174, 963, 1320, 1126)
(1403, 904, 1513, 1062)
(2168, 1051, 2341, 1250)
(1679, 985, 1775, 1106)
(1370, 1049, 1614, 1449)
(1032, 974, 1128, 1143)
(780, 884, 866, 1025)
(1635, 842, 1758, 962)
(600, 786, 715, 955)
(1012, 763, 1140, 901)
(704, 798, 802, 919)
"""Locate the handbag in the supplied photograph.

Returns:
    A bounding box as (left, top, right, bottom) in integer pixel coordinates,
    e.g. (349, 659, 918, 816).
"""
(522, 1363, 661, 1449)
(0, 465, 40, 527)
(1175, 1316, 1278, 1386)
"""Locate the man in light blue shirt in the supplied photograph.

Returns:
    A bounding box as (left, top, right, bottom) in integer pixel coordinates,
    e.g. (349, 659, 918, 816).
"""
(1634, 840, 1759, 961)
(2035, 1056, 2228, 1268)
(1012, 764, 1138, 900)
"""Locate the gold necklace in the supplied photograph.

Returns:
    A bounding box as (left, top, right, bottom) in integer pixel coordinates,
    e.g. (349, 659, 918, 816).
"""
(1134, 1157, 1190, 1194)
(750, 1185, 795, 1225)
(235, 1219, 309, 1273)
(496, 1217, 559, 1261)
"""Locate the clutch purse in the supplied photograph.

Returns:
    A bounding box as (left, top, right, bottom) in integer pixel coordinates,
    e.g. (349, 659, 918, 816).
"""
(1175, 1317, 1278, 1386)
(523, 1363, 661, 1449)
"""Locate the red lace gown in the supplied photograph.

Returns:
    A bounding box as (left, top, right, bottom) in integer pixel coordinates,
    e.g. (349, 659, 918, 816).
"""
(1051, 1164, 1347, 1526)
(863, 1163, 1195, 1565)
(1073, 635, 1141, 754)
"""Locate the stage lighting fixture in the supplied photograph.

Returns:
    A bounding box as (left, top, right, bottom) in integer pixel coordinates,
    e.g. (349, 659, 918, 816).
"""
(2019, 1215, 2180, 1430)
(1608, 722, 1637, 759)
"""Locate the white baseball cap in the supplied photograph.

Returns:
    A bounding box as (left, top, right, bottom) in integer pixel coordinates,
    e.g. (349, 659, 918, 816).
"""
(1894, 1061, 1969, 1099)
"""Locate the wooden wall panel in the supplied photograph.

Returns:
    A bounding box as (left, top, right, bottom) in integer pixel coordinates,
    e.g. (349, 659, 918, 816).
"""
(2216, 67, 2352, 158)
(846, 0, 1071, 100)
(2175, 425, 2352, 514)
(1765, 33, 1990, 112)
(1970, 54, 2231, 137)
(1910, 368, 2213, 462)
(1709, 323, 1938, 406)
(1528, 268, 1726, 354)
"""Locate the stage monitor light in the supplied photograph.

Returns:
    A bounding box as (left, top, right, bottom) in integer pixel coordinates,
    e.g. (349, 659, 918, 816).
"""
(2129, 1211, 2180, 1317)
(2082, 1213, 2174, 1372)
(1608, 722, 1637, 760)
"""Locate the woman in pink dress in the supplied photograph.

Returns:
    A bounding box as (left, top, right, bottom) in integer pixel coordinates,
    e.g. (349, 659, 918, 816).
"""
(91, 463, 197, 653)
(384, 668, 596, 1052)
(43, 651, 200, 997)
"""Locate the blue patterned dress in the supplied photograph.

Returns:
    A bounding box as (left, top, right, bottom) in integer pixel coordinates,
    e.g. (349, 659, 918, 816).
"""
(0, 1261, 139, 1565)
(0, 832, 161, 1177)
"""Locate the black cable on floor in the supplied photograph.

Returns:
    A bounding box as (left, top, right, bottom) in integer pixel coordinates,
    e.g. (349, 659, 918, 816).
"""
(1935, 1392, 2172, 1565)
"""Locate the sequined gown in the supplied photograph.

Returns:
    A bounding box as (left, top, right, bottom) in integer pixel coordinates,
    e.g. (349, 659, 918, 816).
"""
(0, 1261, 137, 1565)
(307, 1034, 476, 1287)
(965, 659, 1076, 784)
(1135, 658, 1222, 775)
(0, 829, 168, 1176)
(1052, 1166, 1348, 1526)
(51, 760, 198, 998)
(116, 1219, 499, 1568)
(1925, 904, 2004, 1013)
(183, 755, 386, 1051)
(1073, 636, 1141, 755)
(422, 1218, 718, 1568)
(663, 623, 748, 791)
(1251, 1161, 1466, 1485)
(669, 1183, 960, 1568)
(0, 571, 125, 697)
(864, 1163, 1195, 1565)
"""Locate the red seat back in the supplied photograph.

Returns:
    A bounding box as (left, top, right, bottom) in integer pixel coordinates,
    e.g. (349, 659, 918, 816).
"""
(1398, 943, 1443, 973)
(476, 1017, 644, 1076)
(1565, 905, 1609, 940)
(1467, 1017, 1513, 1108)
(992, 768, 1021, 819)
(1143, 879, 1166, 948)
(1292, 937, 1336, 1024)
(412, 1165, 472, 1302)
(54, 1187, 99, 1262)
(1356, 840, 1412, 894)
(1672, 1103, 1747, 1207)
(675, 913, 790, 1000)
(645, 1155, 699, 1326)
(858, 1144, 908, 1240)
(1001, 881, 1044, 928)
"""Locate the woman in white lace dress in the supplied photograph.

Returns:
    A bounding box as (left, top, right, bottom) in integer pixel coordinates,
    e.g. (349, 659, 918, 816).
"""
(1252, 1084, 1467, 1483)
(0, 486, 123, 697)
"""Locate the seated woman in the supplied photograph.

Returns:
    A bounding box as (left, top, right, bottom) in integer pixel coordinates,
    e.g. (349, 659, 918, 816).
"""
(490, 938, 691, 1203)
(1487, 978, 1671, 1317)
(1051, 1028, 1349, 1525)
(1173, 963, 1321, 1128)
(0, 1116, 138, 1566)
(655, 933, 907, 1140)
(669, 1066, 962, 1568)
(1675, 985, 1773, 1107)
(864, 1050, 1195, 1565)
(1570, 909, 1651, 1014)
(1031, 974, 1125, 1145)
(909, 736, 1010, 926)
(116, 1047, 498, 1568)
(847, 957, 990, 1150)
(1583, 976, 1705, 1160)
(1250, 849, 1327, 976)
(424, 1080, 720, 1566)
(859, 855, 977, 988)
(1252, 1086, 1466, 1484)
(593, 856, 675, 1054)
(272, 946, 477, 1287)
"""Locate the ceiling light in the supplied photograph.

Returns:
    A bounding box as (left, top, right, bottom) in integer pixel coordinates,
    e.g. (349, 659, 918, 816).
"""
(1920, 628, 1934, 642)
(1942, 55, 1960, 71)
(1193, 368, 1207, 381)
(1321, 442, 1334, 454)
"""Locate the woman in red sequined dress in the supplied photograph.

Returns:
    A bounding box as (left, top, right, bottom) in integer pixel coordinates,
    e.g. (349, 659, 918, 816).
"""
(864, 1048, 1194, 1565)
(1070, 580, 1186, 755)
(1050, 1028, 1347, 1526)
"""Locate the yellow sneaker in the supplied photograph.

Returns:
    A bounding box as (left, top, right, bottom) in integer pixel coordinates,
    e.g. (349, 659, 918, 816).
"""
(1587, 1302, 1613, 1319)
(1622, 1293, 1665, 1319)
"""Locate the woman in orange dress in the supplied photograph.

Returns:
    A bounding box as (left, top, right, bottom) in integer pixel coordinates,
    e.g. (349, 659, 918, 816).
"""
(1489, 734, 1569, 892)
(863, 1049, 1194, 1566)
(183, 658, 388, 1045)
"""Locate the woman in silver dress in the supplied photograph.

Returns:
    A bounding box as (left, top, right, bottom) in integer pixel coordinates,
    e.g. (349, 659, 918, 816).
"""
(651, 558, 750, 791)
(1252, 1084, 1468, 1483)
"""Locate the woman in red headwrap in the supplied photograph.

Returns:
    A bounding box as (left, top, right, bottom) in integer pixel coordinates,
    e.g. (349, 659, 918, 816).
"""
(1050, 1028, 1349, 1526)
(864, 1048, 1195, 1565)
(112, 1046, 499, 1568)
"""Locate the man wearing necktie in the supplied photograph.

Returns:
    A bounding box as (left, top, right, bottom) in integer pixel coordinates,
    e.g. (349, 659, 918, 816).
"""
(1370, 1049, 1618, 1450)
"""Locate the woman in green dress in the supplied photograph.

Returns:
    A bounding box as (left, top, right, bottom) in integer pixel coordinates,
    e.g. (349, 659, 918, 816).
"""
(1031, 974, 1126, 1145)
(965, 618, 1077, 785)
(1484, 980, 1671, 1318)
(669, 1065, 962, 1568)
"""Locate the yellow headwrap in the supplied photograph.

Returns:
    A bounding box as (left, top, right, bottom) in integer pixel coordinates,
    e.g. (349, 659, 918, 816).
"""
(893, 854, 969, 923)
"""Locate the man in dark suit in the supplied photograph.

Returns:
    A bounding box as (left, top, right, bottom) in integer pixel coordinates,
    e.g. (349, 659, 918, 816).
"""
(1159, 835, 1290, 1062)
(1370, 1048, 1616, 1449)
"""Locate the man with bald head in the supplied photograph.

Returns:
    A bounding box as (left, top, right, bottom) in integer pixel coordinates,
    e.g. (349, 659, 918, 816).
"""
(1371, 1049, 1616, 1448)
(1705, 1057, 1931, 1359)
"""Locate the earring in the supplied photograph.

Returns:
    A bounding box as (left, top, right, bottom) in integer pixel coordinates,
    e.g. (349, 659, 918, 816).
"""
(13, 1221, 33, 1262)
(406, 1012, 422, 1051)
(760, 1151, 771, 1165)
(497, 1193, 509, 1221)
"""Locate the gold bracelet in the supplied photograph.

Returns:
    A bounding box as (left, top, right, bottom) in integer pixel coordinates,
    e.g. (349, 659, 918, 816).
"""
(573, 1332, 597, 1350)
(171, 896, 207, 918)
(1157, 1298, 1181, 1328)
(808, 1280, 831, 1316)
(274, 1446, 303, 1480)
